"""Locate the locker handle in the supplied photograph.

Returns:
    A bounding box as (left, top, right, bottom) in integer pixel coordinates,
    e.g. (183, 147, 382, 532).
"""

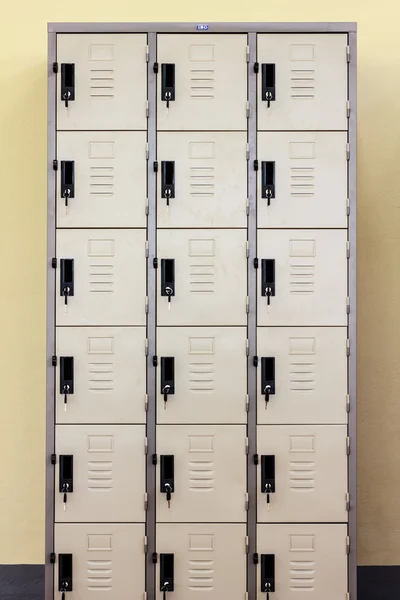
(261, 554, 275, 595)
(160, 553, 174, 594)
(58, 553, 73, 595)
(59, 455, 73, 509)
(61, 63, 75, 108)
(60, 259, 74, 305)
(61, 161, 75, 207)
(261, 455, 275, 509)
(261, 357, 275, 405)
(161, 161, 175, 205)
(160, 455, 174, 507)
(161, 357, 175, 405)
(261, 63, 276, 108)
(161, 64, 175, 108)
(261, 259, 275, 304)
(60, 356, 74, 410)
(261, 161, 275, 205)
(161, 259, 175, 306)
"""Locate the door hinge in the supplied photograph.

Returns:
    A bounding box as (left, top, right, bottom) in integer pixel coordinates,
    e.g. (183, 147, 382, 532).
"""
(144, 593, 148, 600)
(245, 536, 249, 553)
(53, 159, 58, 170)
(153, 62, 159, 73)
(50, 552, 56, 563)
(153, 258, 158, 269)
(246, 198, 249, 216)
(152, 454, 157, 465)
(52, 62, 58, 74)
(246, 45, 250, 62)
(253, 356, 259, 367)
(254, 62, 259, 73)
(145, 241, 149, 258)
(346, 437, 350, 455)
(246, 339, 249, 356)
(246, 241, 249, 258)
(346, 100, 351, 118)
(52, 355, 57, 366)
(153, 355, 158, 367)
(254, 159, 259, 171)
(253, 552, 259, 564)
(346, 339, 350, 356)
(346, 241, 350, 258)
(152, 552, 158, 563)
(245, 593, 249, 600)
(346, 143, 350, 160)
(146, 101, 149, 118)
(145, 197, 149, 215)
(245, 394, 249, 412)
(153, 161, 158, 172)
(346, 493, 350, 512)
(51, 258, 57, 269)
(346, 197, 350, 216)
(146, 45, 149, 62)
(246, 296, 249, 313)
(144, 535, 148, 552)
(245, 493, 249, 510)
(245, 438, 249, 455)
(246, 143, 250, 160)
(145, 338, 149, 355)
(253, 453, 259, 465)
(253, 258, 259, 269)
(346, 536, 350, 554)
(246, 101, 250, 118)
(346, 394, 350, 413)
(346, 46, 350, 62)
(346, 296, 350, 313)
(144, 437, 148, 455)
(346, 593, 350, 600)
(51, 454, 57, 465)
(145, 394, 148, 412)
(145, 143, 149, 160)
(145, 296, 149, 314)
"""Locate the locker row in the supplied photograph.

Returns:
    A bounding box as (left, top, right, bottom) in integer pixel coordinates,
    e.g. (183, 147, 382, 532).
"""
(56, 33, 348, 132)
(53, 424, 348, 523)
(55, 131, 349, 229)
(55, 229, 348, 327)
(55, 326, 348, 425)
(54, 523, 348, 600)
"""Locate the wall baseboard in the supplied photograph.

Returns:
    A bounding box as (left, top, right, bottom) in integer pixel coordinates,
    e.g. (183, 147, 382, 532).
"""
(0, 564, 399, 599)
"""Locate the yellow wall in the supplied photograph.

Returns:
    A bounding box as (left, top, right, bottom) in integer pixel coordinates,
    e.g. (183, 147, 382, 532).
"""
(0, 0, 398, 567)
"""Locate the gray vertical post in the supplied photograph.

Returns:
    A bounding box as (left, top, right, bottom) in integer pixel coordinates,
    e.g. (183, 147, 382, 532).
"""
(247, 32, 257, 600)
(146, 31, 157, 600)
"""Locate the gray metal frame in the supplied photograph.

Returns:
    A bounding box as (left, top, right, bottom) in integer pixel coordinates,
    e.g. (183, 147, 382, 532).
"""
(47, 22, 357, 600)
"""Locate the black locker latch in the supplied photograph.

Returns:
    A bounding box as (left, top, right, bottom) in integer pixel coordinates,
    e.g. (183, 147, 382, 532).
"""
(160, 455, 174, 508)
(261, 64, 276, 108)
(160, 553, 174, 598)
(59, 455, 73, 509)
(60, 356, 74, 410)
(60, 259, 74, 306)
(261, 357, 275, 405)
(161, 357, 175, 406)
(61, 64, 75, 108)
(261, 259, 275, 305)
(161, 161, 175, 205)
(261, 554, 275, 599)
(161, 259, 175, 308)
(58, 553, 73, 598)
(61, 161, 75, 207)
(261, 455, 275, 509)
(261, 161, 275, 205)
(161, 64, 175, 108)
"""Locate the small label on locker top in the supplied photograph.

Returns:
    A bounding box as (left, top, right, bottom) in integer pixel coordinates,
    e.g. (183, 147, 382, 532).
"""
(196, 24, 209, 30)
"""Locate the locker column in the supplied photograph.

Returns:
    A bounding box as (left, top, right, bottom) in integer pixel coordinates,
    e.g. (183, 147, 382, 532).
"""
(154, 34, 249, 600)
(51, 34, 148, 600)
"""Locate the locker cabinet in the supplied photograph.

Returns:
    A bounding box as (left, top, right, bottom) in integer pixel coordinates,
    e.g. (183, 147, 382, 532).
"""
(156, 524, 246, 600)
(57, 34, 147, 131)
(157, 132, 247, 228)
(55, 425, 145, 523)
(257, 524, 348, 600)
(157, 327, 247, 424)
(156, 425, 247, 522)
(57, 132, 147, 228)
(257, 132, 348, 229)
(56, 327, 146, 424)
(257, 327, 348, 425)
(257, 229, 348, 326)
(157, 229, 247, 326)
(56, 229, 146, 327)
(54, 523, 145, 600)
(257, 34, 348, 131)
(157, 34, 248, 131)
(257, 425, 348, 523)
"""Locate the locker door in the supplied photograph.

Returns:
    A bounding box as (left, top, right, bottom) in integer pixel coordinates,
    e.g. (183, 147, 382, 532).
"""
(156, 425, 246, 522)
(157, 229, 247, 326)
(56, 327, 146, 424)
(257, 34, 348, 131)
(157, 132, 247, 228)
(157, 327, 247, 424)
(156, 524, 246, 600)
(257, 132, 347, 229)
(257, 327, 348, 425)
(57, 132, 146, 228)
(157, 34, 247, 131)
(54, 523, 144, 600)
(257, 425, 348, 523)
(257, 524, 348, 600)
(56, 229, 146, 326)
(55, 425, 145, 523)
(57, 34, 147, 131)
(257, 230, 347, 326)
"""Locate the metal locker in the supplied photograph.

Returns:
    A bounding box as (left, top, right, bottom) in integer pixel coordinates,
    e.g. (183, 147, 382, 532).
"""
(55, 327, 146, 424)
(156, 425, 247, 522)
(156, 523, 246, 600)
(157, 229, 247, 326)
(157, 132, 247, 228)
(257, 327, 348, 425)
(257, 524, 348, 600)
(157, 34, 248, 131)
(57, 132, 147, 228)
(257, 132, 348, 229)
(55, 425, 145, 523)
(257, 34, 348, 131)
(257, 229, 348, 326)
(56, 229, 146, 327)
(257, 425, 348, 523)
(54, 523, 145, 599)
(56, 34, 147, 131)
(157, 327, 247, 424)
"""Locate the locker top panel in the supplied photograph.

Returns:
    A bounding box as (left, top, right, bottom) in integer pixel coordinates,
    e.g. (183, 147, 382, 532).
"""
(49, 23, 357, 33)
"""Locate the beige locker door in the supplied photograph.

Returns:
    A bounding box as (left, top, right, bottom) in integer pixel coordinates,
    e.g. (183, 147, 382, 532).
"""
(257, 327, 348, 425)
(55, 425, 145, 523)
(57, 132, 146, 228)
(257, 524, 348, 600)
(56, 327, 146, 425)
(156, 425, 246, 523)
(257, 230, 347, 326)
(54, 523, 145, 600)
(56, 229, 146, 326)
(257, 132, 348, 229)
(157, 327, 247, 424)
(257, 34, 348, 131)
(157, 34, 247, 131)
(156, 524, 246, 600)
(157, 229, 247, 326)
(57, 34, 147, 131)
(257, 425, 348, 523)
(157, 132, 247, 228)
